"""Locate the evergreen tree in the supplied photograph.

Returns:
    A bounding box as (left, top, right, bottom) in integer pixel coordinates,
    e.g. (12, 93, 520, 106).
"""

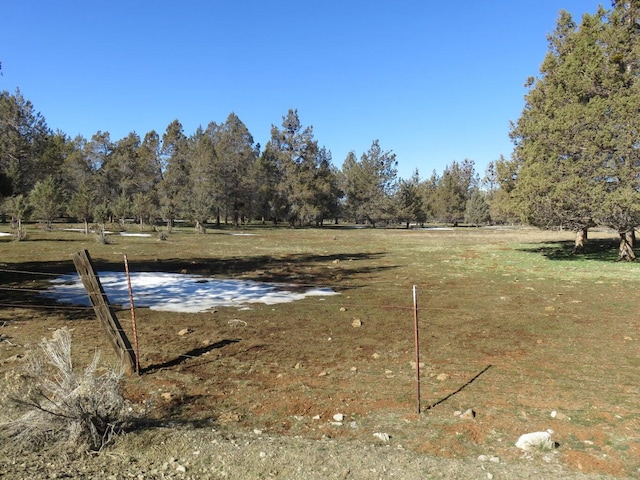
(29, 176, 63, 229)
(396, 169, 426, 228)
(464, 189, 491, 226)
(213, 113, 256, 226)
(510, 4, 640, 258)
(341, 140, 398, 227)
(0, 89, 52, 196)
(159, 120, 190, 222)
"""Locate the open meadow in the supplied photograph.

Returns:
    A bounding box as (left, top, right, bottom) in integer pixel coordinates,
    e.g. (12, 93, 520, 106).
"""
(0, 224, 638, 479)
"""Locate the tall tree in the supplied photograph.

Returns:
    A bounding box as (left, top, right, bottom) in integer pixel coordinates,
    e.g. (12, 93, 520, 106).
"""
(186, 124, 218, 232)
(395, 169, 426, 228)
(427, 159, 476, 225)
(213, 113, 256, 226)
(341, 140, 398, 227)
(0, 89, 51, 196)
(510, 4, 640, 258)
(264, 109, 323, 225)
(29, 176, 63, 229)
(159, 120, 190, 223)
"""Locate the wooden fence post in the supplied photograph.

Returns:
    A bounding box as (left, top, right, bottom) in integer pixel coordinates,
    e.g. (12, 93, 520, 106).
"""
(72, 249, 137, 375)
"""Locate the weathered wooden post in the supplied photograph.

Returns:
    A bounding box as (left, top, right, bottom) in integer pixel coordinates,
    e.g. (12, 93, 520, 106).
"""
(72, 249, 137, 375)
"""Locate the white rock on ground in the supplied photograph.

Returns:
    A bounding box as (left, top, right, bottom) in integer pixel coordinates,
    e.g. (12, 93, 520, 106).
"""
(515, 429, 556, 452)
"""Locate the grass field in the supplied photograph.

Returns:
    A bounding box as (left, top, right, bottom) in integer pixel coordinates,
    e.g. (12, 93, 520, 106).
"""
(0, 223, 639, 477)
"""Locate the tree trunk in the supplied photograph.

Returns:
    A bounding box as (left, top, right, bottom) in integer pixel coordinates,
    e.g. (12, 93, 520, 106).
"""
(572, 227, 588, 254)
(84, 219, 89, 235)
(618, 229, 636, 261)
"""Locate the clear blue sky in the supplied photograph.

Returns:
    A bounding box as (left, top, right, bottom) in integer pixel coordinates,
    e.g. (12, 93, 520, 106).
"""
(2, 0, 605, 180)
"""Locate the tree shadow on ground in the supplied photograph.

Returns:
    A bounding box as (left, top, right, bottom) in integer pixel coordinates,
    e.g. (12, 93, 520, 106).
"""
(517, 238, 622, 262)
(0, 251, 395, 318)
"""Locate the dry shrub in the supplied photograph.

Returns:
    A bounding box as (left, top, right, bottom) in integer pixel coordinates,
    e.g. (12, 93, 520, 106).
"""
(0, 327, 131, 453)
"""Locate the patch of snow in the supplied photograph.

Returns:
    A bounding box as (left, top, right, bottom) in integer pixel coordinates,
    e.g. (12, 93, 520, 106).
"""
(0, 232, 13, 237)
(42, 271, 339, 313)
(119, 232, 152, 237)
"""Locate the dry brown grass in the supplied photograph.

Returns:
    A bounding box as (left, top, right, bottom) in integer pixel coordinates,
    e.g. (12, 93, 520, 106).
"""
(0, 223, 639, 476)
(0, 327, 130, 453)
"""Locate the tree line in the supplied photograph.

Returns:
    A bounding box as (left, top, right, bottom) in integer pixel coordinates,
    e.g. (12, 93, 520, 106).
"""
(5, 1, 637, 256)
(0, 92, 493, 233)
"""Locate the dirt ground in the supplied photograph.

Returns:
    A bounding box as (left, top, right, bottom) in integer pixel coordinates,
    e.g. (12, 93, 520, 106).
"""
(0, 227, 637, 478)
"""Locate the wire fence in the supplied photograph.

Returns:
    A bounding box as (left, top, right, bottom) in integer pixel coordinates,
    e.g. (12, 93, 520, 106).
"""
(1, 265, 639, 394)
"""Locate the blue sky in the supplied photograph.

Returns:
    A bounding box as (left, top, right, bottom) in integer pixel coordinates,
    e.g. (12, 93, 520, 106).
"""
(2, 1, 605, 180)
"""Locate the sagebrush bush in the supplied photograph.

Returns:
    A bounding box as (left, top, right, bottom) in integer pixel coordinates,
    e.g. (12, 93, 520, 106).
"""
(0, 327, 131, 453)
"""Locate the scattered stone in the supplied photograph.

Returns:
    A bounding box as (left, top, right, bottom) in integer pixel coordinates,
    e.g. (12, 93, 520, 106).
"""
(294, 362, 303, 369)
(175, 464, 186, 473)
(333, 413, 345, 422)
(339, 307, 347, 312)
(373, 432, 391, 442)
(436, 373, 449, 381)
(331, 422, 343, 426)
(161, 392, 173, 401)
(352, 318, 362, 327)
(177, 328, 192, 336)
(312, 415, 321, 420)
(478, 455, 489, 462)
(409, 361, 425, 370)
(253, 429, 263, 435)
(515, 429, 556, 452)
(371, 353, 381, 360)
(350, 367, 357, 372)
(551, 410, 570, 421)
(487, 473, 494, 479)
(489, 456, 500, 463)
(460, 408, 476, 420)
(318, 370, 328, 377)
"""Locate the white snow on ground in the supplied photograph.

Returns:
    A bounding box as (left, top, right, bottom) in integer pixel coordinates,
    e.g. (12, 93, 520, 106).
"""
(0, 232, 12, 237)
(119, 232, 153, 237)
(42, 272, 339, 313)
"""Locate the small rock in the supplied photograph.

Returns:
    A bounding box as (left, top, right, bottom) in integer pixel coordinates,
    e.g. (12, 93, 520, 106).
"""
(516, 429, 556, 452)
(373, 432, 391, 442)
(175, 464, 186, 473)
(478, 455, 489, 462)
(318, 371, 328, 377)
(350, 367, 357, 372)
(551, 410, 569, 421)
(371, 353, 381, 359)
(489, 456, 500, 463)
(460, 408, 476, 420)
(294, 362, 303, 369)
(312, 415, 321, 420)
(177, 328, 192, 336)
(487, 473, 494, 480)
(409, 361, 425, 370)
(253, 429, 263, 435)
(436, 373, 449, 381)
(333, 413, 345, 422)
(161, 392, 173, 401)
(340, 307, 347, 312)
(352, 318, 362, 327)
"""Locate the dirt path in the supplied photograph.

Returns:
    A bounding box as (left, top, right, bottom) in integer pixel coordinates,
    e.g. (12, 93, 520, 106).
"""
(0, 427, 624, 479)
